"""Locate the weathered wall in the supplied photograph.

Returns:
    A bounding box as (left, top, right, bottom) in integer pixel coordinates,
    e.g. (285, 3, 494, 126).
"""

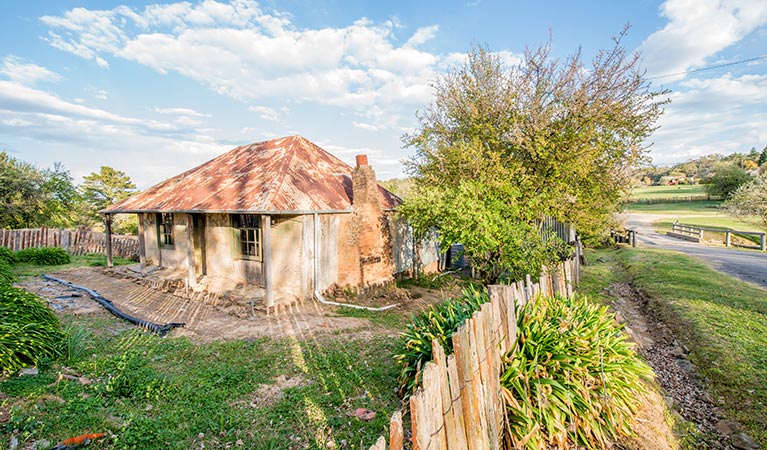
(160, 213, 189, 270)
(270, 215, 304, 298)
(391, 217, 441, 276)
(316, 214, 340, 292)
(142, 213, 160, 265)
(336, 211, 361, 288)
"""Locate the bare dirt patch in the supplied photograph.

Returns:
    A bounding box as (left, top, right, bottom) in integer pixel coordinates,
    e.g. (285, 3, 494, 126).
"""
(607, 282, 742, 450)
(231, 374, 311, 409)
(16, 268, 374, 343)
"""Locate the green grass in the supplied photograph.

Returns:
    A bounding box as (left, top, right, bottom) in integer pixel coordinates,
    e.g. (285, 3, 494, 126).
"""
(654, 218, 764, 246)
(630, 184, 707, 200)
(1, 312, 402, 449)
(11, 254, 134, 277)
(622, 200, 723, 215)
(580, 247, 767, 448)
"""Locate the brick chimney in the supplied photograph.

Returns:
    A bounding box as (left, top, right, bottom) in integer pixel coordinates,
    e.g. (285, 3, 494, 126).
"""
(351, 154, 380, 213)
(350, 154, 392, 288)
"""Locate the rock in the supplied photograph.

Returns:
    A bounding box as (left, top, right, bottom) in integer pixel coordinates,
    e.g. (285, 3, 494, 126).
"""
(8, 435, 18, 450)
(33, 439, 50, 450)
(675, 358, 693, 373)
(716, 419, 741, 436)
(731, 432, 761, 450)
(669, 345, 685, 357)
(18, 367, 38, 376)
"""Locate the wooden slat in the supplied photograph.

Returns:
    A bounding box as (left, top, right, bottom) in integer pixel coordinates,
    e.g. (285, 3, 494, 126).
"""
(368, 436, 386, 450)
(389, 411, 404, 450)
(453, 325, 482, 450)
(433, 341, 464, 450)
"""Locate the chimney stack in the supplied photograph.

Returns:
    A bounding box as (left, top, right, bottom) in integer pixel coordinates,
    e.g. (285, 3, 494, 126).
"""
(355, 154, 368, 168)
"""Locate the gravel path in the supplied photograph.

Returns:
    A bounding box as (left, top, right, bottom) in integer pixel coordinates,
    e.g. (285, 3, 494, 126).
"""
(622, 212, 767, 291)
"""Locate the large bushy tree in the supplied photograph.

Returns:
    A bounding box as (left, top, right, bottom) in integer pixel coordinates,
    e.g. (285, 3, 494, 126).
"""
(726, 173, 767, 229)
(702, 163, 752, 200)
(80, 166, 137, 222)
(0, 152, 79, 228)
(401, 29, 668, 281)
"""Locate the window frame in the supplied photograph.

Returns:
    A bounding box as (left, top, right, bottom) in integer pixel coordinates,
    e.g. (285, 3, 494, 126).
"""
(232, 214, 262, 261)
(157, 212, 175, 248)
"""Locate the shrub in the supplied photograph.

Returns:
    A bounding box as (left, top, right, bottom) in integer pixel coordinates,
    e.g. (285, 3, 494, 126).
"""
(0, 259, 14, 287)
(394, 285, 489, 396)
(14, 247, 70, 265)
(0, 247, 15, 264)
(501, 294, 653, 449)
(0, 286, 65, 374)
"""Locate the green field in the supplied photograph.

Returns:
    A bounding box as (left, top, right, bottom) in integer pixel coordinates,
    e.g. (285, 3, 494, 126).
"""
(629, 184, 707, 200)
(580, 247, 767, 448)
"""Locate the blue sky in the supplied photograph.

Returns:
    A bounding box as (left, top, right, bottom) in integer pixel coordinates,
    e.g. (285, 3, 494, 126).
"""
(0, 0, 766, 188)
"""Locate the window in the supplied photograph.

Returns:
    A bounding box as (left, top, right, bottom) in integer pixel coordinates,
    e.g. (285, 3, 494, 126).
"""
(232, 214, 261, 260)
(157, 213, 174, 247)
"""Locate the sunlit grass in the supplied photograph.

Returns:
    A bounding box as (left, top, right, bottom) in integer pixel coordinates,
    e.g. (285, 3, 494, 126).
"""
(630, 184, 706, 199)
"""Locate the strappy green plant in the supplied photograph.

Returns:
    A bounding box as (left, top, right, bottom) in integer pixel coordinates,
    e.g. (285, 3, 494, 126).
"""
(0, 286, 65, 374)
(501, 294, 653, 449)
(394, 284, 488, 396)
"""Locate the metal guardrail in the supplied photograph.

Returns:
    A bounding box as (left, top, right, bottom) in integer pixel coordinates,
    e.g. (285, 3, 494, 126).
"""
(671, 221, 766, 251)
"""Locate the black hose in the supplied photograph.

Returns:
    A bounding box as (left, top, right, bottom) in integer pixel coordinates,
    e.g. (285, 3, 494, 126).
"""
(42, 274, 185, 337)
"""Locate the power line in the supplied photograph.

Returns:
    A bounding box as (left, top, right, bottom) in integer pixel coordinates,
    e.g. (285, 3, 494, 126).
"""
(646, 54, 767, 80)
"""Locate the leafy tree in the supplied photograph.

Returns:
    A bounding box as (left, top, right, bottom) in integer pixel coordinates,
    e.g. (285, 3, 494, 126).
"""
(702, 163, 751, 200)
(401, 30, 668, 280)
(40, 163, 80, 227)
(0, 152, 79, 228)
(758, 147, 767, 167)
(80, 166, 137, 223)
(0, 152, 45, 228)
(726, 173, 767, 229)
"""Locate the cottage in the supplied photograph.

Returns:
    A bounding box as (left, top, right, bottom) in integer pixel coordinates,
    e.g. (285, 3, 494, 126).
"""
(103, 135, 438, 307)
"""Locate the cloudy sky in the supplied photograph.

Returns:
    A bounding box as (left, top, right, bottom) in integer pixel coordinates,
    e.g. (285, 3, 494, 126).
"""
(1, 0, 766, 188)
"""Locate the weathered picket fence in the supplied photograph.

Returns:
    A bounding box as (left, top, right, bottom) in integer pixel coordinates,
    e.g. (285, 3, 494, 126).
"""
(0, 226, 138, 258)
(369, 257, 579, 450)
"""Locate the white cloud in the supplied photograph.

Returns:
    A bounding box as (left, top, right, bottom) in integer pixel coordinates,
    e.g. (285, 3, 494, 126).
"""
(154, 107, 211, 117)
(0, 56, 62, 86)
(248, 105, 280, 121)
(352, 121, 379, 131)
(37, 1, 461, 130)
(2, 118, 32, 127)
(405, 25, 439, 47)
(649, 72, 767, 164)
(85, 86, 109, 100)
(641, 0, 767, 77)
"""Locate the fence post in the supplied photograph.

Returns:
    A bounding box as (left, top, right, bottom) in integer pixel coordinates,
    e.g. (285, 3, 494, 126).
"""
(761, 233, 766, 252)
(104, 215, 114, 268)
(725, 231, 731, 247)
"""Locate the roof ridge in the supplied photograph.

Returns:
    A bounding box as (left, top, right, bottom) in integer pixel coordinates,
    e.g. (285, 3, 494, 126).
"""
(255, 136, 298, 211)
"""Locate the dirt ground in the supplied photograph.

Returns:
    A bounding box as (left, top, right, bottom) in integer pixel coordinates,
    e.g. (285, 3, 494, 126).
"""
(607, 282, 747, 450)
(16, 267, 457, 343)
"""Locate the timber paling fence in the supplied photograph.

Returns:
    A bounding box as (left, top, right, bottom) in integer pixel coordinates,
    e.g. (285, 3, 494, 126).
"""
(0, 226, 138, 259)
(367, 257, 580, 450)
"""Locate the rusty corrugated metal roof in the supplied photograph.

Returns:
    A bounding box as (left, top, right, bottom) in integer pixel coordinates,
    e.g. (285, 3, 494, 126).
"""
(104, 135, 401, 214)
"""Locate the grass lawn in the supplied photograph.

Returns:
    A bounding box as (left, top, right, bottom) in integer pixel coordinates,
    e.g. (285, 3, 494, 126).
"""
(1, 314, 402, 450)
(630, 184, 707, 200)
(580, 247, 767, 447)
(2, 255, 410, 450)
(11, 254, 135, 277)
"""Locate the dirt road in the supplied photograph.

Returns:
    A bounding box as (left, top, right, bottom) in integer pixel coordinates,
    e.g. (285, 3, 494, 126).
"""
(622, 212, 767, 290)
